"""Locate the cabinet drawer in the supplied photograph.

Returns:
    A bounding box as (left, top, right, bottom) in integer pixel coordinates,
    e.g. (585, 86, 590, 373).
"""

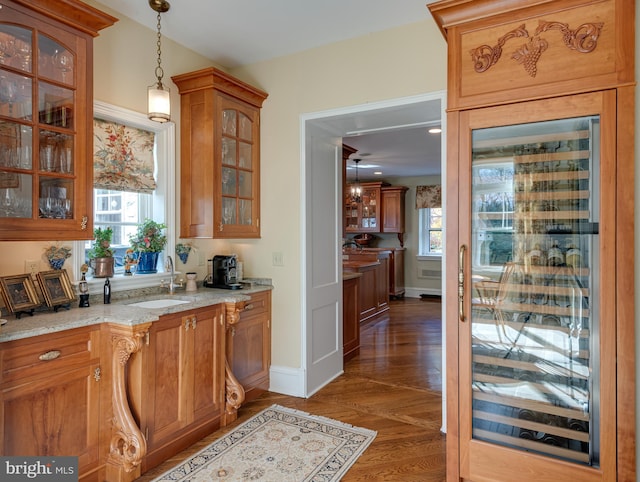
(240, 291, 270, 319)
(1, 327, 98, 385)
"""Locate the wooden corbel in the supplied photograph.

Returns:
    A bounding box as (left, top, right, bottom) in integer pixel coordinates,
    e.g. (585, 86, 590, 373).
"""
(105, 323, 150, 482)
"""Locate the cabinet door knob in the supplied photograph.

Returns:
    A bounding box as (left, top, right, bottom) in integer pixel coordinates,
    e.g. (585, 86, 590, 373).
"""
(81, 216, 88, 230)
(192, 316, 197, 329)
(39, 350, 61, 361)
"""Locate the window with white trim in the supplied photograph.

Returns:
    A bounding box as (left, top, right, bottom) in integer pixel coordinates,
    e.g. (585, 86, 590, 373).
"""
(72, 101, 175, 290)
(419, 207, 443, 256)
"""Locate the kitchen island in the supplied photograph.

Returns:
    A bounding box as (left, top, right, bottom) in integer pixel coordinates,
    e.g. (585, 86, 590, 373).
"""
(343, 249, 390, 323)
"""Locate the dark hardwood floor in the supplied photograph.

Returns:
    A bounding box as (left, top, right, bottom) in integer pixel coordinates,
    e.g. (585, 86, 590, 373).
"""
(137, 297, 446, 481)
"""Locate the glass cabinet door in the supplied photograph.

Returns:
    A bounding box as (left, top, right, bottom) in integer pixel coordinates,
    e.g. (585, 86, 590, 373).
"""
(216, 97, 260, 238)
(460, 92, 616, 481)
(0, 12, 81, 232)
(360, 186, 378, 231)
(344, 183, 381, 233)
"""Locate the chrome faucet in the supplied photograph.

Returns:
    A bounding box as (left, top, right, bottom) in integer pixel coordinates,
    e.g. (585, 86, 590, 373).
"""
(161, 255, 182, 294)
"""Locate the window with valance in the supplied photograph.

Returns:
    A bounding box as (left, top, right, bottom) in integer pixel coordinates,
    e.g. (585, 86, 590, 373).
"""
(415, 184, 441, 209)
(93, 118, 157, 193)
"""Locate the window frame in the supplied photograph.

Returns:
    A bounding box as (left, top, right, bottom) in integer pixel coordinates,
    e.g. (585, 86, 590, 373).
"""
(418, 207, 443, 260)
(72, 101, 176, 292)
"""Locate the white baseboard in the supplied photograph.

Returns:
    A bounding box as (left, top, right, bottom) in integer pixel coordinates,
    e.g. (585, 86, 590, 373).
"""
(405, 286, 442, 298)
(269, 365, 306, 397)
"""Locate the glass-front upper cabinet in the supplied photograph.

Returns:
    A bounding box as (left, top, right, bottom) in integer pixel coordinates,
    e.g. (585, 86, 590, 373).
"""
(173, 67, 267, 239)
(345, 182, 383, 233)
(460, 92, 617, 481)
(0, 1, 114, 240)
(219, 98, 259, 236)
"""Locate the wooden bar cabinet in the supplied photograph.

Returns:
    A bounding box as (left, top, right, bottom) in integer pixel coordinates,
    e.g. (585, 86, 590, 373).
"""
(429, 0, 635, 480)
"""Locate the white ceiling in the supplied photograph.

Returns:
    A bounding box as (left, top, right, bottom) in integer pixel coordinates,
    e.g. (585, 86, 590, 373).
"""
(101, 0, 442, 179)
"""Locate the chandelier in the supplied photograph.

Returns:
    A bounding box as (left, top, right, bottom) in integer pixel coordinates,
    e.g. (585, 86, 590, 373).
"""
(350, 159, 362, 203)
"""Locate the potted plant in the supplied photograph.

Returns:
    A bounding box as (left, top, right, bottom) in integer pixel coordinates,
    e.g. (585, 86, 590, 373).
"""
(43, 244, 72, 270)
(88, 227, 114, 278)
(129, 219, 167, 274)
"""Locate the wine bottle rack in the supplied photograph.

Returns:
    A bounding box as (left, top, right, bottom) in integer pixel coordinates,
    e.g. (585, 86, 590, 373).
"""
(470, 117, 598, 465)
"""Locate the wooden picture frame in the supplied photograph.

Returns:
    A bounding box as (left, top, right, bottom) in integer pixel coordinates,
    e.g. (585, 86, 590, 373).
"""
(36, 269, 76, 309)
(0, 274, 41, 316)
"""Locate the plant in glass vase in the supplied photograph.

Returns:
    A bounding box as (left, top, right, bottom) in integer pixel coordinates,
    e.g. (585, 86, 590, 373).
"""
(43, 244, 72, 270)
(88, 227, 114, 278)
(129, 219, 167, 274)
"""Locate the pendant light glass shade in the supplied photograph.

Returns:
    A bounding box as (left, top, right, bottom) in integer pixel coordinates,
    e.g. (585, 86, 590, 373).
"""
(148, 83, 170, 123)
(147, 0, 171, 123)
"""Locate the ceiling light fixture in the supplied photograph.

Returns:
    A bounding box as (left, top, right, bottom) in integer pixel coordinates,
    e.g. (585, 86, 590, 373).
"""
(428, 127, 442, 134)
(345, 120, 440, 136)
(147, 0, 171, 123)
(350, 159, 362, 203)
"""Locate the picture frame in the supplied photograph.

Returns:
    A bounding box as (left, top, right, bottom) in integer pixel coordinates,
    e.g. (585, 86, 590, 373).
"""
(0, 274, 41, 316)
(36, 269, 76, 310)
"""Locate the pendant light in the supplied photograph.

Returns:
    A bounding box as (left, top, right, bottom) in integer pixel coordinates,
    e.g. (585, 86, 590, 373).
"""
(351, 159, 362, 203)
(147, 0, 171, 123)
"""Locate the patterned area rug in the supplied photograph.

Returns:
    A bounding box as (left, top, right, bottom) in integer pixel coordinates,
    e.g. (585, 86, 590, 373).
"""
(152, 404, 377, 482)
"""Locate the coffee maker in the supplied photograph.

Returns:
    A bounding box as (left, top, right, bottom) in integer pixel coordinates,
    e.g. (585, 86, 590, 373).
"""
(204, 255, 242, 289)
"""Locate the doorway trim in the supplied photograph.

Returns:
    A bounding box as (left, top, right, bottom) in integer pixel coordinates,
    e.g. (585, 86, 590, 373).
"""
(298, 90, 448, 405)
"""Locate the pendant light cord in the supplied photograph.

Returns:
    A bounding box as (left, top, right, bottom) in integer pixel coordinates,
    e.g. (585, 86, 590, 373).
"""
(155, 11, 164, 88)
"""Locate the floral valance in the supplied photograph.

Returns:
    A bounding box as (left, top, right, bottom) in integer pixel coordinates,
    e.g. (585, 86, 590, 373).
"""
(93, 118, 157, 194)
(416, 185, 441, 209)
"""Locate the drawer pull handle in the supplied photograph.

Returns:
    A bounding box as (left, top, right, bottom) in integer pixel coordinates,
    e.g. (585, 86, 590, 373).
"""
(244, 303, 254, 312)
(39, 350, 61, 361)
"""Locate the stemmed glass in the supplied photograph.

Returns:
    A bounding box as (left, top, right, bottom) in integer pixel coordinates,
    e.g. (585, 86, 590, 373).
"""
(14, 39, 31, 72)
(1, 188, 17, 217)
(53, 49, 73, 83)
(0, 76, 18, 116)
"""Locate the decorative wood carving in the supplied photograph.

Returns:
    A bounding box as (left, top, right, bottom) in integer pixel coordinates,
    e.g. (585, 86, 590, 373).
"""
(470, 20, 603, 77)
(224, 300, 245, 326)
(222, 301, 246, 425)
(471, 24, 529, 73)
(223, 358, 246, 425)
(107, 326, 150, 476)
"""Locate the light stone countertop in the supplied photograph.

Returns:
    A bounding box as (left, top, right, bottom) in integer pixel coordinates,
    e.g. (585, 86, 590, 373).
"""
(0, 281, 273, 343)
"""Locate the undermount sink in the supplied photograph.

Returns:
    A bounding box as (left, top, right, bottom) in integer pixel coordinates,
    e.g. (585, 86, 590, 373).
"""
(129, 299, 191, 309)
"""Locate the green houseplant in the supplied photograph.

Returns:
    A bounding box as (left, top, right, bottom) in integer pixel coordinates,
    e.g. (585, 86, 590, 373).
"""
(88, 227, 114, 278)
(129, 219, 167, 274)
